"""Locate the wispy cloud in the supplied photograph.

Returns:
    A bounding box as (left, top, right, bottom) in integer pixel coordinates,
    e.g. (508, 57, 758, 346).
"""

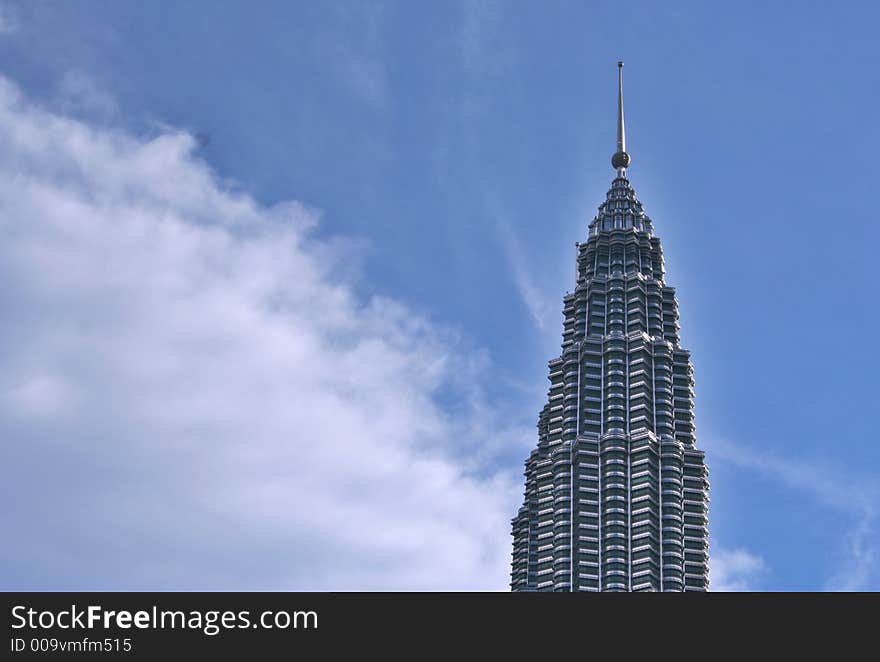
(710, 439, 878, 590)
(458, 0, 513, 79)
(0, 3, 17, 35)
(495, 219, 557, 334)
(825, 514, 876, 591)
(454, 0, 556, 340)
(57, 71, 118, 119)
(319, 3, 389, 111)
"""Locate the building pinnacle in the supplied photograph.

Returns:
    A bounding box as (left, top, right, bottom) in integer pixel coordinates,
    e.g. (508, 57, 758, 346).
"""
(611, 61, 631, 174)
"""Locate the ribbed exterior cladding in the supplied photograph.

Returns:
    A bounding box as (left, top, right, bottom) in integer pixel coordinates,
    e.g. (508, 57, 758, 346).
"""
(510, 175, 709, 592)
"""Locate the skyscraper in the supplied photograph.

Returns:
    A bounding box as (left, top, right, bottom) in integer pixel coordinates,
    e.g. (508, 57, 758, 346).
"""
(510, 63, 710, 592)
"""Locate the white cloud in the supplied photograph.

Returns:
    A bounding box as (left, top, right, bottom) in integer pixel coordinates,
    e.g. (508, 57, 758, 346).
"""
(0, 76, 526, 590)
(709, 547, 765, 591)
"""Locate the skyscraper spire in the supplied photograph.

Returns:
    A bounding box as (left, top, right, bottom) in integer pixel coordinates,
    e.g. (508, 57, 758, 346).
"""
(612, 61, 631, 173)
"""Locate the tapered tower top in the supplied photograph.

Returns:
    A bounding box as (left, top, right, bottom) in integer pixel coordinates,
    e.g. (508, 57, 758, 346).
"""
(611, 61, 631, 173)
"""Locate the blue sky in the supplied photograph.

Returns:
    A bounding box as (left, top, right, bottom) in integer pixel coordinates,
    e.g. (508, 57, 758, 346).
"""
(1, 1, 878, 590)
